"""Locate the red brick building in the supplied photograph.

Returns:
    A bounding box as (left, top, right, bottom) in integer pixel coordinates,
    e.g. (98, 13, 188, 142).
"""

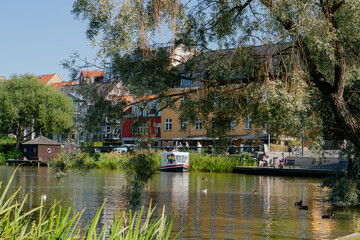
(21, 136, 61, 164)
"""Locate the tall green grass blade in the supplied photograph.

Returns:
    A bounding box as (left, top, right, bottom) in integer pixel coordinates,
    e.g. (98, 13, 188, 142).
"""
(85, 202, 105, 240)
(0, 165, 21, 206)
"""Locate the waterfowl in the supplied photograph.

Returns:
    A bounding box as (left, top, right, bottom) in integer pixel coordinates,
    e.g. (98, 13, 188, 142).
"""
(295, 200, 303, 206)
(202, 177, 213, 182)
(322, 213, 335, 219)
(299, 205, 308, 210)
(253, 190, 257, 195)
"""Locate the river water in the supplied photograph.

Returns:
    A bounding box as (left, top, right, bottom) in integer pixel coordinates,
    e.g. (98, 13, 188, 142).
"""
(0, 166, 358, 239)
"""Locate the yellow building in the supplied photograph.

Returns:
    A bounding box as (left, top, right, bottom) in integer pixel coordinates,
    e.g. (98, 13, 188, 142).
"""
(160, 88, 263, 147)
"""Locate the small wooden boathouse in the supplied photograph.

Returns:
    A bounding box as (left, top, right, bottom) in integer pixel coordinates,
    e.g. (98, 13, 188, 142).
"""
(7, 136, 61, 166)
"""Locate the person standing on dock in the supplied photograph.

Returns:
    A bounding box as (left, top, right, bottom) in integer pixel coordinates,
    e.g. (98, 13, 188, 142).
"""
(197, 142, 202, 154)
(185, 142, 189, 151)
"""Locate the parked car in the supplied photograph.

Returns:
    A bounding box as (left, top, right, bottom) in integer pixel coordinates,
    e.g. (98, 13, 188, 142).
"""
(99, 146, 112, 153)
(112, 144, 137, 154)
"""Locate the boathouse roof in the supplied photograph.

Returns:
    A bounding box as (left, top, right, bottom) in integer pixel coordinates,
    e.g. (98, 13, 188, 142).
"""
(22, 136, 60, 145)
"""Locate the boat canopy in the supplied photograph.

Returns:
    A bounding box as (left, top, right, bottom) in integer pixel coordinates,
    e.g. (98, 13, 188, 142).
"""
(160, 151, 189, 165)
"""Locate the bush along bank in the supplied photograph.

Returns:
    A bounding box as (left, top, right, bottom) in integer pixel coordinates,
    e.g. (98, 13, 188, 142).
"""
(50, 146, 161, 177)
(50, 145, 256, 174)
(0, 137, 22, 165)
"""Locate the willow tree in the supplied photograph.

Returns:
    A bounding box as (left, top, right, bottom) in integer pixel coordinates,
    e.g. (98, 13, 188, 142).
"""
(72, 0, 360, 202)
(72, 0, 360, 201)
(72, 0, 360, 143)
(0, 74, 74, 148)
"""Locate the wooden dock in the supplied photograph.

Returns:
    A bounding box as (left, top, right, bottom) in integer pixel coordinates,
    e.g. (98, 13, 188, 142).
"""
(5, 159, 47, 167)
(233, 166, 343, 178)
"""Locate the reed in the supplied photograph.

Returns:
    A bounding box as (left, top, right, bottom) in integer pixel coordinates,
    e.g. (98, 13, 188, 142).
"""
(0, 167, 183, 239)
(95, 152, 128, 169)
(189, 152, 256, 172)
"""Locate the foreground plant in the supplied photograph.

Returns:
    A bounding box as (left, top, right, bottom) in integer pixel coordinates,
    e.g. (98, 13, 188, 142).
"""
(0, 167, 184, 239)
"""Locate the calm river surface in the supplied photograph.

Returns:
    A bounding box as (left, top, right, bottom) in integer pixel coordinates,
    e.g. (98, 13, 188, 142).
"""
(0, 166, 358, 239)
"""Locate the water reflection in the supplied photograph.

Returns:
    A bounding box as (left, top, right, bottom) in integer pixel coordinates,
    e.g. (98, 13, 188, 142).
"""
(0, 166, 359, 239)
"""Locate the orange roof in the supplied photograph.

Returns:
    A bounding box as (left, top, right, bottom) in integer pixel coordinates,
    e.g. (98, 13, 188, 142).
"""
(133, 95, 159, 102)
(123, 95, 159, 112)
(81, 70, 104, 78)
(51, 81, 78, 90)
(35, 73, 56, 84)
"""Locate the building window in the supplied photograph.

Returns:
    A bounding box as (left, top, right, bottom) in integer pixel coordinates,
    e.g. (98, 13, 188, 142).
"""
(230, 118, 236, 130)
(195, 118, 203, 130)
(244, 116, 252, 129)
(165, 119, 172, 131)
(142, 110, 148, 117)
(47, 148, 51, 153)
(137, 123, 148, 135)
(105, 62, 112, 82)
(180, 120, 187, 130)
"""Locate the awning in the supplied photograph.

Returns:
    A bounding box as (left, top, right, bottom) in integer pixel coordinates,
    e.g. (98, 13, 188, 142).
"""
(239, 134, 273, 140)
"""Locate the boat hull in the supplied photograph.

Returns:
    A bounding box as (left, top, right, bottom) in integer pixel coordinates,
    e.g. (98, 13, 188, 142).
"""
(159, 164, 189, 172)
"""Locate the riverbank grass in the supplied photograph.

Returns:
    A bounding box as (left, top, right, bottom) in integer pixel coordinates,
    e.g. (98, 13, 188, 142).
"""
(189, 152, 257, 172)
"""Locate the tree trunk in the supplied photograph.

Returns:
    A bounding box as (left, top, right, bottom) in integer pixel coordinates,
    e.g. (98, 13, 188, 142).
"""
(15, 127, 23, 149)
(330, 94, 360, 151)
(15, 135, 22, 149)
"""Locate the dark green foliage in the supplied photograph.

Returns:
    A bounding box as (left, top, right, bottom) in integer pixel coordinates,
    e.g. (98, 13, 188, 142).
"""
(323, 143, 360, 207)
(124, 151, 160, 188)
(113, 48, 180, 96)
(123, 150, 160, 210)
(324, 177, 359, 207)
(0, 139, 21, 165)
(0, 143, 17, 153)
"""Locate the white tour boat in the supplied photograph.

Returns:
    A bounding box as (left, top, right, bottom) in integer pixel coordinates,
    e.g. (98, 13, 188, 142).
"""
(160, 151, 189, 172)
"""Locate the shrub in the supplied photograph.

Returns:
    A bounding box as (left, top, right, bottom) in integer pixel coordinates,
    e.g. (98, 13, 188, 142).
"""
(125, 150, 160, 184)
(123, 150, 161, 209)
(50, 143, 96, 177)
(0, 144, 21, 165)
(0, 143, 17, 153)
(326, 177, 359, 207)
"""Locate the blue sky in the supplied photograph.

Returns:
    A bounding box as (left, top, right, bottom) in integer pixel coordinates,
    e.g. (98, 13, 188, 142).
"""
(0, 0, 98, 82)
